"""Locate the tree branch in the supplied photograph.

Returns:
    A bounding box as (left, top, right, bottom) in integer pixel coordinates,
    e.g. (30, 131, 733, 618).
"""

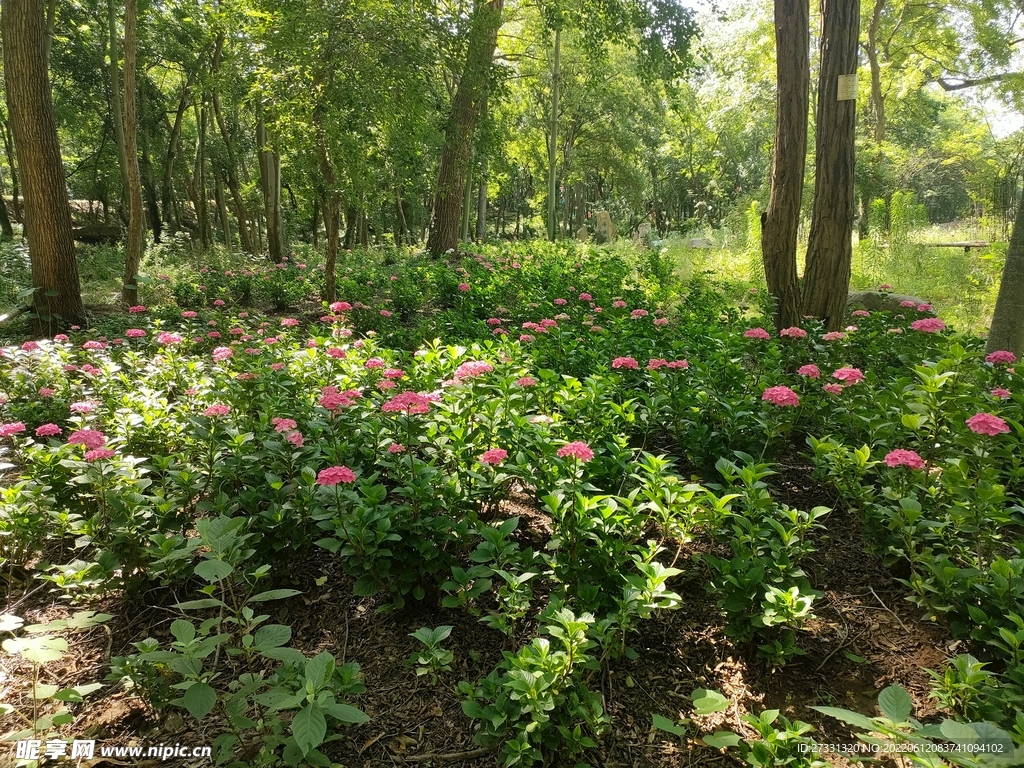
(935, 73, 1022, 91)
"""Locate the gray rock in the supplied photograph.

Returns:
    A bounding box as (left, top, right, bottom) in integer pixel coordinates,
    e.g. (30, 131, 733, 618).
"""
(847, 290, 928, 312)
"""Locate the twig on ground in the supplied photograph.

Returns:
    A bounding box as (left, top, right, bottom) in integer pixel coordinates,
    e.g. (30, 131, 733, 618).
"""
(868, 587, 909, 632)
(400, 745, 496, 763)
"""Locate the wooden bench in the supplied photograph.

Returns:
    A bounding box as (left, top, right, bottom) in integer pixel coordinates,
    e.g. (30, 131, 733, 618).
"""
(918, 241, 990, 254)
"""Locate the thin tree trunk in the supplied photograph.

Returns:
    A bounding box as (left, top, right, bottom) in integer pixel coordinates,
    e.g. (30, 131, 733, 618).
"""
(476, 164, 487, 240)
(257, 106, 285, 262)
(867, 0, 886, 143)
(162, 67, 197, 232)
(547, 26, 560, 241)
(3, 0, 86, 330)
(140, 91, 162, 243)
(107, 0, 129, 220)
(210, 36, 253, 254)
(396, 188, 410, 245)
(343, 205, 356, 249)
(314, 125, 339, 303)
(761, 0, 809, 330)
(461, 159, 474, 242)
(120, 0, 146, 306)
(214, 171, 231, 246)
(986, 192, 1024, 356)
(1, 120, 22, 223)
(0, 162, 14, 237)
(194, 102, 212, 248)
(802, 0, 860, 330)
(311, 198, 320, 248)
(426, 0, 504, 257)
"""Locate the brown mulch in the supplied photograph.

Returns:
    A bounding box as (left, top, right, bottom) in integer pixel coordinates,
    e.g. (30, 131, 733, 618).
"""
(1, 464, 956, 767)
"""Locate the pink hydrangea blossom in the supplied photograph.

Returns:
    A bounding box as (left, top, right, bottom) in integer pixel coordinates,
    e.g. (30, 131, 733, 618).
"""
(966, 413, 1010, 436)
(0, 422, 26, 437)
(884, 449, 925, 469)
(557, 441, 594, 462)
(84, 448, 116, 462)
(126, 329, 146, 338)
(272, 418, 298, 432)
(281, 318, 299, 327)
(832, 367, 864, 385)
(992, 388, 1012, 399)
(365, 358, 385, 369)
(330, 301, 352, 312)
(579, 293, 592, 301)
(612, 300, 627, 309)
(454, 360, 494, 379)
(383, 368, 405, 380)
(388, 443, 406, 453)
(554, 298, 567, 306)
(70, 400, 99, 413)
(67, 429, 106, 449)
(53, 334, 69, 342)
(612, 356, 639, 370)
(851, 310, 871, 318)
(631, 309, 649, 319)
(822, 331, 847, 341)
(458, 283, 471, 292)
(899, 300, 916, 308)
(647, 358, 668, 370)
(667, 359, 689, 369)
(35, 423, 62, 437)
(381, 391, 436, 415)
(317, 466, 357, 485)
(520, 334, 535, 342)
(878, 284, 893, 291)
(377, 380, 397, 390)
(653, 317, 669, 327)
(916, 303, 933, 312)
(128, 305, 147, 313)
(285, 431, 304, 447)
(156, 331, 183, 346)
(779, 327, 807, 339)
(487, 317, 502, 325)
(910, 317, 946, 333)
(213, 299, 226, 307)
(822, 384, 844, 395)
(380, 309, 393, 317)
(986, 350, 1016, 365)
(21, 341, 40, 351)
(744, 328, 771, 340)
(203, 404, 230, 417)
(479, 448, 508, 466)
(516, 376, 537, 387)
(181, 311, 198, 319)
(82, 340, 106, 350)
(798, 364, 821, 379)
(762, 385, 800, 407)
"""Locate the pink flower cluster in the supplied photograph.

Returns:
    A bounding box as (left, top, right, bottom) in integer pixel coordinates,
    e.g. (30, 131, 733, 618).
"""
(797, 364, 820, 379)
(612, 356, 639, 370)
(516, 376, 537, 387)
(203, 404, 230, 417)
(320, 386, 361, 410)
(966, 413, 1010, 436)
(454, 361, 494, 380)
(156, 331, 183, 346)
(479, 448, 508, 466)
(0, 422, 26, 437)
(126, 329, 146, 338)
(557, 441, 594, 462)
(381, 391, 436, 415)
(832, 367, 864, 385)
(779, 327, 807, 339)
(85, 448, 117, 462)
(317, 466, 357, 486)
(986, 350, 1016, 365)
(762, 385, 800, 407)
(884, 449, 925, 470)
(744, 328, 771, 340)
(35, 423, 62, 437)
(67, 429, 106, 449)
(272, 418, 297, 432)
(910, 318, 946, 333)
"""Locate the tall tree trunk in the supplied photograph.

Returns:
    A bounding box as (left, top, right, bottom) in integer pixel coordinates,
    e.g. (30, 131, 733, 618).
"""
(140, 91, 162, 243)
(194, 102, 212, 248)
(476, 164, 487, 240)
(214, 171, 232, 246)
(311, 197, 320, 247)
(3, 0, 86, 330)
(0, 162, 14, 237)
(461, 158, 474, 242)
(162, 67, 197, 233)
(396, 188, 410, 245)
(866, 0, 886, 143)
(314, 125, 340, 304)
(1, 120, 22, 223)
(761, 0, 809, 330)
(120, 0, 146, 307)
(802, 0, 860, 330)
(426, 0, 504, 258)
(547, 26, 560, 241)
(343, 205, 356, 249)
(257, 107, 285, 262)
(986, 192, 1024, 356)
(107, 0, 129, 221)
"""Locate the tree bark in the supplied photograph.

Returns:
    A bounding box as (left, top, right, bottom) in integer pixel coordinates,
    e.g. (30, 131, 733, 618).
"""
(426, 0, 504, 258)
(802, 0, 860, 330)
(866, 0, 886, 143)
(2, 0, 86, 330)
(314, 126, 340, 304)
(257, 107, 285, 262)
(547, 26, 560, 241)
(0, 162, 14, 237)
(140, 90, 162, 243)
(193, 102, 212, 248)
(987, 192, 1024, 357)
(476, 164, 487, 240)
(761, 0, 809, 330)
(107, 0, 129, 220)
(1, 119, 22, 223)
(162, 67, 197, 233)
(211, 33, 254, 254)
(120, 0, 146, 307)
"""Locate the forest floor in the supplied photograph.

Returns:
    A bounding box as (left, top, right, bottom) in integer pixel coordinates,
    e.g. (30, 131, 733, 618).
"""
(1, 462, 951, 768)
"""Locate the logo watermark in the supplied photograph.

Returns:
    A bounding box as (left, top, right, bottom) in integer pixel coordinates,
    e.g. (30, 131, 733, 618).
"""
(14, 739, 212, 762)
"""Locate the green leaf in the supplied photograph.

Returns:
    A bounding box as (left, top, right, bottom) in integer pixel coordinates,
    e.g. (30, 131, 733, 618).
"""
(194, 559, 233, 583)
(181, 682, 217, 721)
(878, 685, 913, 723)
(652, 713, 688, 737)
(259, 647, 307, 665)
(352, 575, 380, 596)
(253, 624, 291, 649)
(809, 706, 878, 731)
(171, 619, 196, 644)
(292, 704, 327, 756)
(174, 598, 227, 610)
(691, 688, 731, 715)
(248, 589, 302, 603)
(702, 732, 742, 749)
(939, 719, 979, 741)
(33, 683, 59, 700)
(3, 635, 68, 664)
(304, 651, 335, 690)
(324, 703, 370, 724)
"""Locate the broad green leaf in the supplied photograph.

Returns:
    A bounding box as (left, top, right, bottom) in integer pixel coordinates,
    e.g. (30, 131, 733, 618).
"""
(194, 559, 233, 583)
(702, 732, 742, 749)
(810, 706, 878, 731)
(247, 589, 302, 603)
(171, 619, 196, 644)
(324, 703, 370, 724)
(691, 688, 731, 715)
(878, 685, 913, 723)
(174, 598, 227, 610)
(292, 704, 327, 755)
(254, 624, 291, 649)
(652, 713, 688, 737)
(181, 682, 217, 721)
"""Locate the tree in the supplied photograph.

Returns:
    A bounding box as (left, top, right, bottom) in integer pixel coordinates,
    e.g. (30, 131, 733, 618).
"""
(427, 0, 504, 258)
(120, 0, 146, 306)
(802, 0, 860, 330)
(760, 0, 809, 330)
(2, 0, 86, 331)
(987, 193, 1024, 356)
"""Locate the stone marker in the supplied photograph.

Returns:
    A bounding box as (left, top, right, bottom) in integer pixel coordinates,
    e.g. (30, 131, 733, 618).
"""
(685, 237, 715, 248)
(576, 225, 589, 242)
(595, 211, 617, 243)
(635, 222, 651, 246)
(847, 291, 928, 312)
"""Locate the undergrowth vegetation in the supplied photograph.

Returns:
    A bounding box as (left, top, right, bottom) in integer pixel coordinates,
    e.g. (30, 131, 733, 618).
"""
(1, 240, 1022, 766)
